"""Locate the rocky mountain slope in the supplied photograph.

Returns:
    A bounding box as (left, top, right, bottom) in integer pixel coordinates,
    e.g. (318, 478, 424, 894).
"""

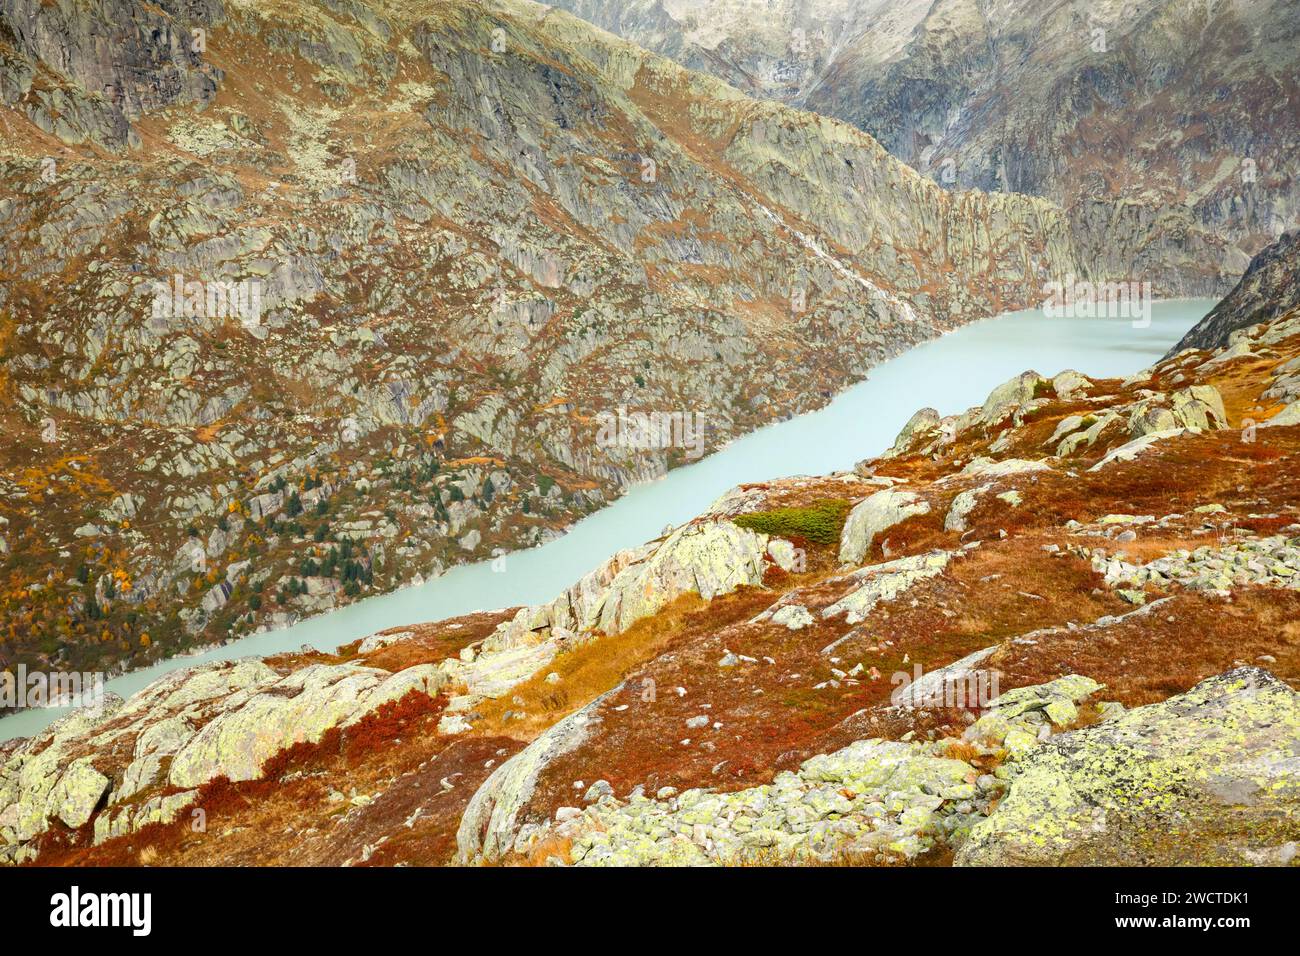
(7, 257, 1300, 866)
(0, 0, 1147, 690)
(2, 0, 1206, 691)
(1171, 230, 1300, 355)
(549, 0, 1300, 290)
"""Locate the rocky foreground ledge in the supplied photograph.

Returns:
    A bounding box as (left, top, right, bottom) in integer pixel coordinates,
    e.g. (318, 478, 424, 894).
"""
(5, 305, 1300, 867)
(491, 668, 1297, 867)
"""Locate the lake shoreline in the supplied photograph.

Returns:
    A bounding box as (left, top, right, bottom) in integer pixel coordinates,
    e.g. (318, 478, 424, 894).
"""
(0, 299, 1216, 742)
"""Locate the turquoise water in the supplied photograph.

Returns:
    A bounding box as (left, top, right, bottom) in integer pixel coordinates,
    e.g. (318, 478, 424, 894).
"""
(0, 299, 1214, 741)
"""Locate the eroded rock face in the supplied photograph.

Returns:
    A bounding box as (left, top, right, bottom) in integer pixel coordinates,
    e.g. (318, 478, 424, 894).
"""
(1173, 231, 1300, 355)
(0, 0, 223, 149)
(957, 668, 1300, 866)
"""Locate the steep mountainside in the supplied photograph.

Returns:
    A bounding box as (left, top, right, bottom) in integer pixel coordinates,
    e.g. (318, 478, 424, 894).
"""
(1171, 231, 1300, 355)
(0, 0, 1151, 686)
(550, 0, 1300, 289)
(7, 264, 1300, 867)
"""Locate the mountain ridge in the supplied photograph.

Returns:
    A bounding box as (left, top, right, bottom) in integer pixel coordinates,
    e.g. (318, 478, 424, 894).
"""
(549, 0, 1300, 291)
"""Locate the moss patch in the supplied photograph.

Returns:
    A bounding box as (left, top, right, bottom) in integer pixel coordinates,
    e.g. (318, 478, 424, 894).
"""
(733, 499, 851, 545)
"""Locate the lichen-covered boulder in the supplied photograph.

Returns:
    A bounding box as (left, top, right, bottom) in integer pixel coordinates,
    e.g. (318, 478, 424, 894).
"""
(168, 663, 446, 788)
(1129, 385, 1228, 437)
(964, 674, 1106, 755)
(892, 645, 1000, 710)
(484, 544, 650, 652)
(822, 551, 951, 624)
(1262, 400, 1300, 429)
(1051, 370, 1092, 399)
(957, 457, 1051, 480)
(770, 604, 815, 630)
(1127, 399, 1179, 437)
(457, 687, 620, 863)
(944, 484, 992, 533)
(595, 522, 774, 634)
(95, 790, 196, 846)
(451, 641, 559, 699)
(885, 407, 941, 457)
(957, 668, 1300, 866)
(118, 659, 279, 719)
(1055, 411, 1119, 456)
(839, 489, 930, 565)
(565, 737, 987, 867)
(1088, 428, 1186, 471)
(1171, 384, 1228, 431)
(979, 371, 1046, 425)
(46, 759, 110, 829)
